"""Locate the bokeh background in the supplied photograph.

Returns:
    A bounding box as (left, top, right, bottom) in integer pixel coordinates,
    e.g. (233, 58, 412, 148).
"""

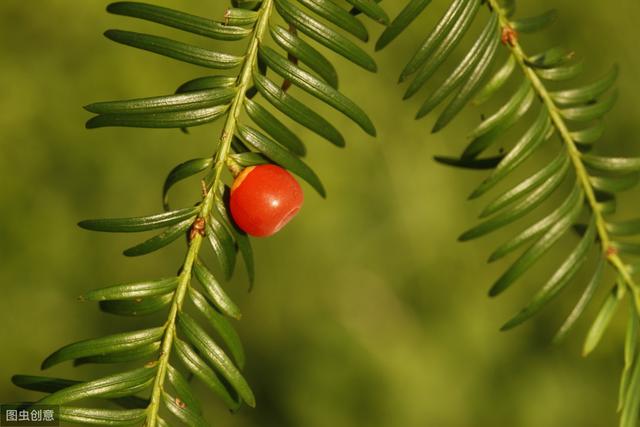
(2, 1, 640, 426)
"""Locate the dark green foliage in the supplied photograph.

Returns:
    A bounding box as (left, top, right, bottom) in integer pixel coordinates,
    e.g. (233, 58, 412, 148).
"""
(78, 207, 199, 233)
(379, 0, 640, 425)
(258, 45, 376, 135)
(13, 0, 381, 425)
(274, 0, 377, 71)
(13, 0, 640, 425)
(252, 71, 346, 146)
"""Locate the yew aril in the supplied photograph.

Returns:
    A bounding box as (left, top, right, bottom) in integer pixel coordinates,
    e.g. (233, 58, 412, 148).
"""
(230, 164, 304, 237)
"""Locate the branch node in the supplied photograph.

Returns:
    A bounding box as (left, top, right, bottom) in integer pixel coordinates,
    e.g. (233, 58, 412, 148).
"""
(189, 217, 206, 242)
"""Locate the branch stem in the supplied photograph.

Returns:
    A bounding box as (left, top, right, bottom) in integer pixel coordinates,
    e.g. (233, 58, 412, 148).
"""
(145, 1, 273, 424)
(488, 0, 640, 304)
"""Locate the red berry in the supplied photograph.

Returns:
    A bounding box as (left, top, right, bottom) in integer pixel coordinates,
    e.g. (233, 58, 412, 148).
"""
(230, 164, 304, 237)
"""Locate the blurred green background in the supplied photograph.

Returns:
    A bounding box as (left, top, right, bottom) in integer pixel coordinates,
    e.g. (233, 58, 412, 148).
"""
(2, 1, 640, 426)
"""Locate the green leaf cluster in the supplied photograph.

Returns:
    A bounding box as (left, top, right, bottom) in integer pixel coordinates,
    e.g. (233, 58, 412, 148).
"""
(12, 0, 640, 426)
(12, 0, 383, 425)
(376, 1, 640, 425)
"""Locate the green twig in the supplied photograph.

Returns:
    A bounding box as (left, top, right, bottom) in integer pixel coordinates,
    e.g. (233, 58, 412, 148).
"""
(145, 1, 273, 424)
(488, 0, 639, 303)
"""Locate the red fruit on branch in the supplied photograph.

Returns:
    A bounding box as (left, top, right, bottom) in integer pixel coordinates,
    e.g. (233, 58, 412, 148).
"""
(230, 164, 304, 237)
